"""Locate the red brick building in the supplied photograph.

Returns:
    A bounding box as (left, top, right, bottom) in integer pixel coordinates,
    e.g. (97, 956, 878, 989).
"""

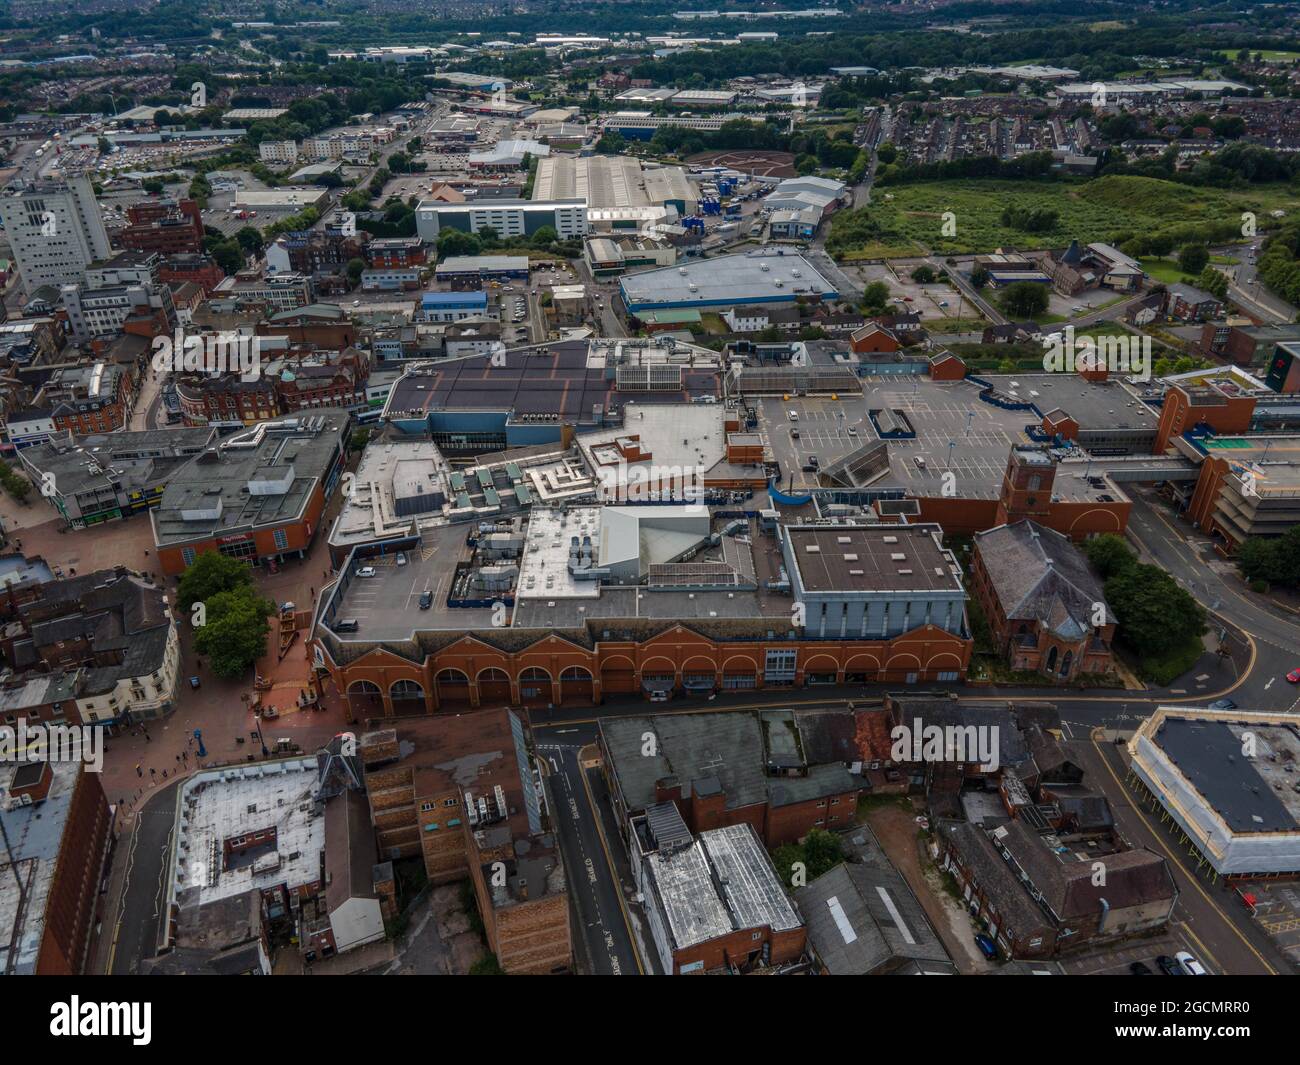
(119, 198, 205, 256)
(151, 414, 349, 574)
(600, 708, 861, 848)
(359, 710, 571, 974)
(970, 520, 1116, 681)
(0, 760, 113, 974)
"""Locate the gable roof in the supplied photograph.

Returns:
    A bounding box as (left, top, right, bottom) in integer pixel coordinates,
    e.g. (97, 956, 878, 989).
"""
(974, 520, 1114, 637)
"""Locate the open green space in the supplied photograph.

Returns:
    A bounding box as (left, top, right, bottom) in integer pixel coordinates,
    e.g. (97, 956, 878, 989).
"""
(830, 176, 1300, 257)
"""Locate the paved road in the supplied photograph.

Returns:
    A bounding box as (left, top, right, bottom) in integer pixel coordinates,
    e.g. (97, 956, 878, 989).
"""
(1078, 734, 1288, 975)
(535, 725, 644, 975)
(1124, 486, 1300, 711)
(106, 779, 180, 975)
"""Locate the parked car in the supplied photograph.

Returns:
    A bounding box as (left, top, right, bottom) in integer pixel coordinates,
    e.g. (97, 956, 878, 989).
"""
(847, 426, 858, 436)
(1207, 698, 1237, 711)
(1288, 668, 1300, 683)
(974, 933, 998, 960)
(1175, 950, 1207, 975)
(1129, 961, 1154, 975)
(356, 566, 377, 578)
(395, 551, 407, 567)
(418, 591, 433, 609)
(1156, 954, 1182, 975)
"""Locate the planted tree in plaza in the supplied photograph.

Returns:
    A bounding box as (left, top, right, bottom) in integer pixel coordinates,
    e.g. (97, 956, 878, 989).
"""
(176, 550, 253, 612)
(194, 586, 275, 679)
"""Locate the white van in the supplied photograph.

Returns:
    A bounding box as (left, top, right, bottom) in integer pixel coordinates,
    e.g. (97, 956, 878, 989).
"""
(788, 410, 798, 422)
(1175, 951, 1207, 975)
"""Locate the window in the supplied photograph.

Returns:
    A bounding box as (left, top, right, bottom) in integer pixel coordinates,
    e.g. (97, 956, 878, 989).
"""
(443, 797, 457, 807)
(420, 802, 434, 812)
(181, 547, 196, 568)
(273, 528, 289, 551)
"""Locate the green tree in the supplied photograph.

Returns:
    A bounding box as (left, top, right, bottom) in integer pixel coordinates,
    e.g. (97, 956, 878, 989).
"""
(346, 257, 367, 284)
(862, 280, 890, 311)
(1178, 243, 1209, 275)
(999, 281, 1050, 318)
(1083, 533, 1136, 580)
(235, 226, 264, 254)
(876, 142, 897, 164)
(1197, 266, 1229, 301)
(176, 550, 254, 612)
(194, 586, 274, 679)
(911, 265, 936, 284)
(211, 241, 244, 275)
(437, 229, 482, 259)
(530, 224, 558, 247)
(1104, 564, 1206, 658)
(970, 265, 990, 289)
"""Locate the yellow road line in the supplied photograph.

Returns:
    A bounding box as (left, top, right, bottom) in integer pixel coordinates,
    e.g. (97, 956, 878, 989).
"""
(1090, 728, 1277, 975)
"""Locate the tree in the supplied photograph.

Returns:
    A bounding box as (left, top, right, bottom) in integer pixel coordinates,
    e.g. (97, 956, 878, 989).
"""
(530, 224, 558, 247)
(436, 229, 481, 259)
(1083, 533, 1136, 580)
(346, 257, 367, 284)
(999, 281, 1050, 318)
(970, 265, 990, 289)
(1104, 564, 1205, 658)
(1197, 266, 1229, 301)
(348, 427, 371, 452)
(876, 142, 897, 164)
(176, 551, 254, 612)
(235, 226, 264, 253)
(193, 585, 274, 679)
(1178, 243, 1209, 275)
(211, 241, 244, 275)
(911, 265, 936, 284)
(862, 280, 890, 311)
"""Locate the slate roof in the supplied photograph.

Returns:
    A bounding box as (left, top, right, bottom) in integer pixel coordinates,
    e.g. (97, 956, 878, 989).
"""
(974, 520, 1114, 638)
(994, 818, 1175, 919)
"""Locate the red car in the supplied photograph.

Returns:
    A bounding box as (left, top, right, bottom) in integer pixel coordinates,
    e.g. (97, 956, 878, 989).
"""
(1288, 668, 1300, 683)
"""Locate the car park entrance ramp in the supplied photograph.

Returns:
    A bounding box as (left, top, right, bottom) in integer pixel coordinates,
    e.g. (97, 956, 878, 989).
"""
(820, 439, 891, 489)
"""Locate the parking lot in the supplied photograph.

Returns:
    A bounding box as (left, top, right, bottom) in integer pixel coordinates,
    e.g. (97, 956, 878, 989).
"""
(1237, 881, 1300, 966)
(1059, 930, 1214, 976)
(331, 532, 500, 642)
(760, 379, 1029, 496)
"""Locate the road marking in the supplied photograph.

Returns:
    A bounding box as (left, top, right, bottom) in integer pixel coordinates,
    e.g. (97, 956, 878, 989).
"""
(1089, 728, 1277, 975)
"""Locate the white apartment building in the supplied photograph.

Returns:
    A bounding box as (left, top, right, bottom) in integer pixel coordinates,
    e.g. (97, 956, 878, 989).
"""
(259, 139, 300, 164)
(0, 176, 112, 296)
(415, 198, 588, 241)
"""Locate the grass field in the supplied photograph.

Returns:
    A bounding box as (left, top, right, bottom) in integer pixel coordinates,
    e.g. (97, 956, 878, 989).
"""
(832, 175, 1300, 257)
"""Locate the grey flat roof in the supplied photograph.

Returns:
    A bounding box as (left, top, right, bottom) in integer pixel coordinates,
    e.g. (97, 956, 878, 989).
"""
(152, 415, 348, 547)
(785, 523, 961, 594)
(621, 251, 836, 308)
(1152, 716, 1300, 834)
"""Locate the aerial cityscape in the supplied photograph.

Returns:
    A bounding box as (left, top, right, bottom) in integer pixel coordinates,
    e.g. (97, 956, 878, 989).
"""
(0, 0, 1296, 1008)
